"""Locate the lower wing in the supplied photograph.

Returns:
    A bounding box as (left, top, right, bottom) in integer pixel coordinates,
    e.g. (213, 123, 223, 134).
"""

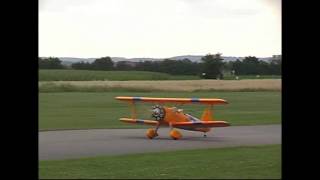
(171, 121, 230, 128)
(119, 118, 230, 128)
(119, 118, 159, 126)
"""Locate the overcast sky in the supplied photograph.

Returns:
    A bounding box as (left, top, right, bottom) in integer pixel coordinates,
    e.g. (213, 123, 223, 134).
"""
(39, 0, 281, 58)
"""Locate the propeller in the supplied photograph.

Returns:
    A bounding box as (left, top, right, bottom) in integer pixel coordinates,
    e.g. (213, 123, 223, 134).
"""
(151, 105, 165, 121)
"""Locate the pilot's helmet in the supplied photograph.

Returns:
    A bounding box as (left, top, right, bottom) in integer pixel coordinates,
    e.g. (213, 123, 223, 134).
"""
(177, 109, 183, 113)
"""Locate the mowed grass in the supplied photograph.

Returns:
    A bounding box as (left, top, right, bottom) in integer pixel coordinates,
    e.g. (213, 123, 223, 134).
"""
(39, 79, 281, 92)
(39, 144, 281, 179)
(223, 75, 281, 80)
(39, 69, 200, 81)
(39, 91, 281, 130)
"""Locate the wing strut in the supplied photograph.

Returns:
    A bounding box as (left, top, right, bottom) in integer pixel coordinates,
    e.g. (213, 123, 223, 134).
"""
(130, 102, 137, 119)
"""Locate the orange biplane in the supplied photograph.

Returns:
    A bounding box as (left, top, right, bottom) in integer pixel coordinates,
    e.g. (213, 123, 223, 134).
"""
(115, 96, 230, 140)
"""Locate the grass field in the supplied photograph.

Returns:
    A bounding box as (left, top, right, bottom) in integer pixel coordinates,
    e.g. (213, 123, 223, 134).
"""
(39, 91, 281, 130)
(39, 70, 200, 81)
(39, 69, 281, 81)
(39, 144, 281, 179)
(223, 75, 281, 80)
(39, 79, 281, 92)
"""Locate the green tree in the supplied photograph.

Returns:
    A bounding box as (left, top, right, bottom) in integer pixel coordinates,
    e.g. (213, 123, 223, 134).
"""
(158, 59, 177, 74)
(91, 57, 114, 70)
(135, 61, 160, 71)
(269, 59, 281, 75)
(241, 56, 260, 75)
(200, 53, 224, 79)
(71, 61, 92, 70)
(39, 57, 63, 69)
(231, 59, 244, 75)
(115, 61, 134, 70)
(135, 59, 202, 75)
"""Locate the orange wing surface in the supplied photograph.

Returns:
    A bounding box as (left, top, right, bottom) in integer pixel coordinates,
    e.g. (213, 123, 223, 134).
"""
(120, 118, 159, 126)
(171, 121, 230, 128)
(115, 96, 228, 105)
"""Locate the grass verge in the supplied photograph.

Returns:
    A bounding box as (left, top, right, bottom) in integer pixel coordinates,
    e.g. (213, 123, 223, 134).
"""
(39, 144, 281, 179)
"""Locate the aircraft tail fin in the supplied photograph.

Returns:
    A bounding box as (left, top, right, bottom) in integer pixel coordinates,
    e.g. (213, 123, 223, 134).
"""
(201, 106, 214, 121)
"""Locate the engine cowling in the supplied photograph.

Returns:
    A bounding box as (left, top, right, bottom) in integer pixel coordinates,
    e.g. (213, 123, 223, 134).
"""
(151, 105, 165, 121)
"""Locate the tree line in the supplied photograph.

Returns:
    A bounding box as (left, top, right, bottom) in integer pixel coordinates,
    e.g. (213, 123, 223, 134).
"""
(39, 57, 64, 69)
(39, 54, 281, 79)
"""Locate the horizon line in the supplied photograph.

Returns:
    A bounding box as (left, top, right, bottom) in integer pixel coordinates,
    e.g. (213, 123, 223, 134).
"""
(39, 54, 281, 59)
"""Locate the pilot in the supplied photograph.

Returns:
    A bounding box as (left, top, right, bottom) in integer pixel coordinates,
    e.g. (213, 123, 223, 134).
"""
(171, 107, 183, 113)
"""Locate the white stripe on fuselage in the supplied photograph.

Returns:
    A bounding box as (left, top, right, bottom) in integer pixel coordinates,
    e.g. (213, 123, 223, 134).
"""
(185, 114, 201, 122)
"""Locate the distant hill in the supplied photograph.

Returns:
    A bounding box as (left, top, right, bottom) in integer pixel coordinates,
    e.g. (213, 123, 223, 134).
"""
(170, 55, 246, 62)
(60, 61, 74, 66)
(58, 57, 97, 63)
(41, 55, 275, 66)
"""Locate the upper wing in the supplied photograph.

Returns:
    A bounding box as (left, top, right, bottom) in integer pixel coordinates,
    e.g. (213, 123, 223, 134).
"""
(120, 118, 159, 126)
(115, 96, 228, 105)
(171, 121, 230, 128)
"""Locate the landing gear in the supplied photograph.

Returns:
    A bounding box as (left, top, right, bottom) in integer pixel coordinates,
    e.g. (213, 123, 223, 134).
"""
(146, 123, 160, 139)
(170, 129, 182, 140)
(146, 128, 158, 139)
(203, 133, 207, 138)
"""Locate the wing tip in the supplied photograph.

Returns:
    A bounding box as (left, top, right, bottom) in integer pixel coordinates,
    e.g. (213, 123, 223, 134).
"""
(115, 96, 121, 100)
(115, 96, 143, 101)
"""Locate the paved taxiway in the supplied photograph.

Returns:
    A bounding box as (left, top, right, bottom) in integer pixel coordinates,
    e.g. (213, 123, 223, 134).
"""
(39, 124, 281, 160)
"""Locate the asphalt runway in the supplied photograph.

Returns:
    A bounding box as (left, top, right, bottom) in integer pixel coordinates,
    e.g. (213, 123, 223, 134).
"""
(39, 124, 281, 160)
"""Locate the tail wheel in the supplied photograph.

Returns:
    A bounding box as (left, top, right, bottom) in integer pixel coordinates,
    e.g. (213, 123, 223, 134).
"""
(146, 128, 158, 139)
(170, 129, 182, 140)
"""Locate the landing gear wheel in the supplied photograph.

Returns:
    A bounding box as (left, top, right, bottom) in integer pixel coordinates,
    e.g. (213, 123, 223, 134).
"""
(203, 134, 207, 138)
(146, 128, 158, 139)
(170, 129, 182, 140)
